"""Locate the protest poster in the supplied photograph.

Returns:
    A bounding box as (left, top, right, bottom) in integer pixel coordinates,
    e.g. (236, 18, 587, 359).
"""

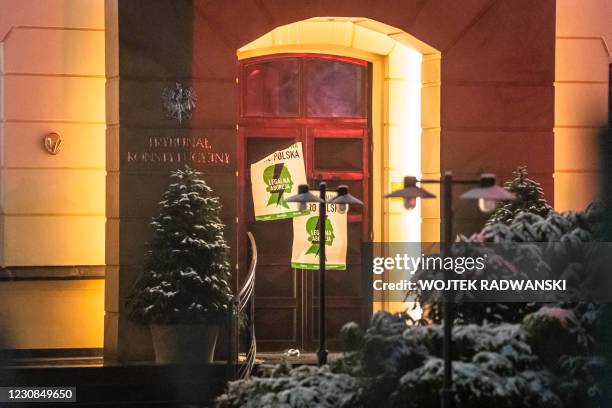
(291, 193, 347, 270)
(250, 142, 308, 221)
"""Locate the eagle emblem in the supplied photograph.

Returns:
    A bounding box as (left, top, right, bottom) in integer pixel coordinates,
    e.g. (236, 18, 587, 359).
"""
(162, 82, 197, 124)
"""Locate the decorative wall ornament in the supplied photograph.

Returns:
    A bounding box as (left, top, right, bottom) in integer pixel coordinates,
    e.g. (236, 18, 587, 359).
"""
(43, 132, 63, 155)
(162, 82, 197, 124)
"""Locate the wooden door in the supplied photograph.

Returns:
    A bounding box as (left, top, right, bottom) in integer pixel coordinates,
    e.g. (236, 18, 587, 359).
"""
(238, 54, 372, 351)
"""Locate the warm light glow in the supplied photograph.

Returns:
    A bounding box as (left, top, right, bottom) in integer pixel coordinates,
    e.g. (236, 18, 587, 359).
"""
(387, 42, 422, 242)
(404, 197, 417, 210)
(238, 17, 440, 314)
(239, 17, 428, 244)
(553, 1, 608, 211)
(0, 0, 106, 350)
(0, 280, 105, 348)
(478, 198, 497, 213)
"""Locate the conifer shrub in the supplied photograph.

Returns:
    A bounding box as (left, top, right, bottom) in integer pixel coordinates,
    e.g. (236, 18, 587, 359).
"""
(215, 364, 364, 408)
(214, 197, 608, 408)
(127, 166, 234, 325)
(487, 166, 552, 226)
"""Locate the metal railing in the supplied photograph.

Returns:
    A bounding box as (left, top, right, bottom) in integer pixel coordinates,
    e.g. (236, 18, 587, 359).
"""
(227, 232, 257, 380)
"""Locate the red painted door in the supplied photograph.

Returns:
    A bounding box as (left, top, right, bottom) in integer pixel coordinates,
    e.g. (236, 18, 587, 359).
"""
(238, 54, 372, 352)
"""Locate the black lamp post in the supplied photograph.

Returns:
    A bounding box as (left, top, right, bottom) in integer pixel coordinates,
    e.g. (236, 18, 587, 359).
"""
(385, 171, 515, 408)
(287, 182, 363, 366)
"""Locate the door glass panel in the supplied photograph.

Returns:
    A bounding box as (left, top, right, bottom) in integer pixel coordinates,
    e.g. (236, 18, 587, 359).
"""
(306, 59, 366, 117)
(245, 60, 299, 116)
(314, 138, 363, 170)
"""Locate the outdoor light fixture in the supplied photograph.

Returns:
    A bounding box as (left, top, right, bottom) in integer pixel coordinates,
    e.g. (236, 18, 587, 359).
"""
(288, 184, 324, 212)
(385, 176, 436, 209)
(287, 182, 363, 366)
(385, 171, 514, 408)
(460, 173, 515, 213)
(330, 185, 364, 214)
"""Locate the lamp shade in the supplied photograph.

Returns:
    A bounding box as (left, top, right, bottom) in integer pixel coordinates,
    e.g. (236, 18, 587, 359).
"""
(459, 173, 515, 201)
(329, 185, 364, 206)
(286, 184, 324, 203)
(384, 176, 436, 199)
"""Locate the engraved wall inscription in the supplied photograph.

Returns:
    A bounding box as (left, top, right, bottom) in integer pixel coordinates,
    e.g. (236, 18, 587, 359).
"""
(126, 136, 232, 168)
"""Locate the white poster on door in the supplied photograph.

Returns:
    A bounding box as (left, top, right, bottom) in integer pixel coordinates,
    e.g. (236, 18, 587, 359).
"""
(250, 142, 308, 221)
(291, 192, 348, 270)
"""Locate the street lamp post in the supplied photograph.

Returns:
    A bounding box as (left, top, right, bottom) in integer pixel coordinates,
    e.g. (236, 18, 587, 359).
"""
(385, 171, 515, 408)
(287, 183, 364, 366)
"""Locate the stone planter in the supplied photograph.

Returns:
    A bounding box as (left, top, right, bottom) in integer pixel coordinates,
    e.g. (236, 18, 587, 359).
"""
(150, 324, 219, 364)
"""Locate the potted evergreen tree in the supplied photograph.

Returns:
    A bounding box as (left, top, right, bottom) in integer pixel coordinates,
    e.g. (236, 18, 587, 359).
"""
(127, 166, 234, 364)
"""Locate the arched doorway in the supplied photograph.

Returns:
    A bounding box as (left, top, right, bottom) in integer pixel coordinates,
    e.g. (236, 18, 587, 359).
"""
(237, 18, 441, 351)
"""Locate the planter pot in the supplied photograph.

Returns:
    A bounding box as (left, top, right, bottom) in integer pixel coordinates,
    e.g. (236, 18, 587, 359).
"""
(150, 323, 219, 364)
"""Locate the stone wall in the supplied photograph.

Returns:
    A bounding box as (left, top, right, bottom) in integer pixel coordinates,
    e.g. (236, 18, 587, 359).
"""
(554, 0, 611, 211)
(0, 0, 105, 349)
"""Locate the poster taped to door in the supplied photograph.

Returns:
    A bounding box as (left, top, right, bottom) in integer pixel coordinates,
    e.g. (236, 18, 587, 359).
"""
(250, 142, 309, 221)
(291, 192, 348, 270)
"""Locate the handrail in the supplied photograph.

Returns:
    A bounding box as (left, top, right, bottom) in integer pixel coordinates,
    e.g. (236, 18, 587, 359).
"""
(228, 232, 258, 380)
(239, 232, 257, 302)
(239, 232, 257, 379)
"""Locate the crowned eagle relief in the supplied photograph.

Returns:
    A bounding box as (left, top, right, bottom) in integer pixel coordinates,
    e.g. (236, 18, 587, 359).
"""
(162, 82, 197, 124)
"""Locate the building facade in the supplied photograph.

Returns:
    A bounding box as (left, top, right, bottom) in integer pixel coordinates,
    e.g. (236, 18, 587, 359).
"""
(0, 0, 609, 361)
